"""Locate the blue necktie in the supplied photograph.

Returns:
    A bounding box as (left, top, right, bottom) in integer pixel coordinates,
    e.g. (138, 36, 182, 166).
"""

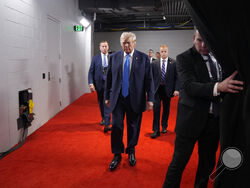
(122, 54, 130, 97)
(103, 54, 108, 80)
(103, 54, 107, 67)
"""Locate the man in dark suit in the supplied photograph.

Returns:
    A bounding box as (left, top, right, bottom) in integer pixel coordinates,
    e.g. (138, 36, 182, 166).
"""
(88, 41, 111, 133)
(163, 29, 243, 188)
(105, 32, 154, 171)
(150, 44, 179, 138)
(148, 49, 156, 63)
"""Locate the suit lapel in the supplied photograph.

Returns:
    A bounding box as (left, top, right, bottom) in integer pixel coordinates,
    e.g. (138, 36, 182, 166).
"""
(130, 50, 139, 78)
(157, 60, 161, 72)
(166, 58, 171, 79)
(117, 51, 123, 80)
(97, 53, 102, 73)
(156, 60, 161, 80)
(98, 53, 102, 65)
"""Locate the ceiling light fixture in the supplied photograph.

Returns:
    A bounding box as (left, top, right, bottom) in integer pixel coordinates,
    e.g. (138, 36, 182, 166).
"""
(80, 17, 90, 27)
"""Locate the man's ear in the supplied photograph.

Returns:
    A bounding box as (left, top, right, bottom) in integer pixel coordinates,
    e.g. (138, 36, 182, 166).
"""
(192, 35, 195, 44)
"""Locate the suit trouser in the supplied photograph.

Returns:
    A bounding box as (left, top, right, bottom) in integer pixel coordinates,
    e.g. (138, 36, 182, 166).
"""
(96, 80, 111, 125)
(111, 95, 142, 154)
(153, 85, 171, 131)
(163, 114, 219, 188)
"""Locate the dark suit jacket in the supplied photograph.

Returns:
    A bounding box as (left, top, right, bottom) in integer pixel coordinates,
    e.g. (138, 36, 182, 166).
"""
(151, 58, 179, 97)
(150, 57, 156, 63)
(105, 49, 154, 113)
(88, 53, 107, 91)
(175, 46, 220, 138)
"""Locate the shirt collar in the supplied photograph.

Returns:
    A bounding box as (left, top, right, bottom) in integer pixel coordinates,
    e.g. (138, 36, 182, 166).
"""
(101, 52, 108, 56)
(201, 54, 209, 61)
(201, 53, 217, 64)
(201, 52, 213, 61)
(160, 57, 168, 62)
(124, 49, 134, 57)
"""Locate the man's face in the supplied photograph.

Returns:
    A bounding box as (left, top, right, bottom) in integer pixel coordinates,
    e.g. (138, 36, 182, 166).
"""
(160, 47, 168, 59)
(100, 42, 109, 54)
(148, 51, 154, 58)
(156, 52, 160, 59)
(193, 31, 209, 55)
(121, 37, 135, 54)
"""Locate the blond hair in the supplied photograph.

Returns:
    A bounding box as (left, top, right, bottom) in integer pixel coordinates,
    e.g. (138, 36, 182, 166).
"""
(120, 32, 136, 45)
(160, 44, 168, 49)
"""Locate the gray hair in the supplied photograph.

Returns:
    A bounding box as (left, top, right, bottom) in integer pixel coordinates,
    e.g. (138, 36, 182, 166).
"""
(120, 32, 136, 45)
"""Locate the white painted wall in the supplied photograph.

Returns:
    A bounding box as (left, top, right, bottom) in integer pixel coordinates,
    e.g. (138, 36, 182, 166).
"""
(0, 0, 92, 152)
(94, 30, 194, 59)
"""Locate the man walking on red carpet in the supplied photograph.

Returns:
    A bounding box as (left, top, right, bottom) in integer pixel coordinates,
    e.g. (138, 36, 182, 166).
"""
(163, 28, 244, 187)
(88, 41, 112, 133)
(105, 32, 154, 171)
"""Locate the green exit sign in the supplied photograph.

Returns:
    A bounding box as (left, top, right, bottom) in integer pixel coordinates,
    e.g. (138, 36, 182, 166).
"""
(74, 25, 84, 31)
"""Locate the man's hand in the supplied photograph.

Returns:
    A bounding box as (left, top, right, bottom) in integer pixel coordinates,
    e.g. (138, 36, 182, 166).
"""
(89, 84, 95, 92)
(217, 71, 244, 93)
(105, 100, 110, 108)
(146, 101, 153, 111)
(173, 91, 179, 96)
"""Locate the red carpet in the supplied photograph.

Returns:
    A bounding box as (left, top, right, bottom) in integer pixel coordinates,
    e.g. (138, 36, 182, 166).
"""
(0, 93, 217, 188)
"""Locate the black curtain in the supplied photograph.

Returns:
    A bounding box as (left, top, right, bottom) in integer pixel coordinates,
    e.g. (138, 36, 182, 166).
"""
(184, 1, 250, 187)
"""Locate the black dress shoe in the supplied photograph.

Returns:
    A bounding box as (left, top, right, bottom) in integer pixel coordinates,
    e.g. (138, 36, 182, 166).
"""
(104, 125, 111, 133)
(109, 154, 122, 171)
(162, 128, 167, 134)
(150, 131, 160, 138)
(100, 120, 105, 126)
(129, 153, 136, 166)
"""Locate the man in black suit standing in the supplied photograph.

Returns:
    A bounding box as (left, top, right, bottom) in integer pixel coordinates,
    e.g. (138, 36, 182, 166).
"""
(148, 49, 156, 63)
(88, 41, 111, 132)
(150, 44, 179, 138)
(105, 32, 154, 171)
(163, 29, 243, 188)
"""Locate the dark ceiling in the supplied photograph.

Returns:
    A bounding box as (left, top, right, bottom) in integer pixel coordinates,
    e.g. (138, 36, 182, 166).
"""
(79, 0, 193, 32)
